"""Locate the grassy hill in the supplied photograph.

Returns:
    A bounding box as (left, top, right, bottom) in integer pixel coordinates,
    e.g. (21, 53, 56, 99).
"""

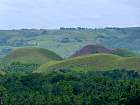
(35, 53, 140, 73)
(118, 57, 140, 70)
(1, 47, 62, 64)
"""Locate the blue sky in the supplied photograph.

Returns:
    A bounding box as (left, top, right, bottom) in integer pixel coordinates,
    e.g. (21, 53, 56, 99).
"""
(0, 0, 140, 29)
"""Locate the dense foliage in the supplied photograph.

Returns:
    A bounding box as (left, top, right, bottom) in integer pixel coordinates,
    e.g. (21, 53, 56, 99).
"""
(0, 62, 40, 73)
(0, 69, 140, 105)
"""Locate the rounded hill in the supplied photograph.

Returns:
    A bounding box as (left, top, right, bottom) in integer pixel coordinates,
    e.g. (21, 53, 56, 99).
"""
(71, 44, 113, 57)
(35, 53, 140, 73)
(1, 47, 63, 64)
(71, 44, 137, 57)
(35, 54, 122, 73)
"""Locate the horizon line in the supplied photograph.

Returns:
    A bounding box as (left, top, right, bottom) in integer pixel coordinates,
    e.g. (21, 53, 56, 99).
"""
(0, 26, 140, 30)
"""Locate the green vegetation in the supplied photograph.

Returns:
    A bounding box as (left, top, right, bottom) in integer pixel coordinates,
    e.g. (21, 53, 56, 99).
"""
(0, 27, 140, 104)
(0, 71, 5, 76)
(0, 62, 40, 73)
(0, 48, 140, 105)
(1, 47, 62, 64)
(118, 57, 140, 70)
(0, 70, 140, 105)
(36, 53, 140, 73)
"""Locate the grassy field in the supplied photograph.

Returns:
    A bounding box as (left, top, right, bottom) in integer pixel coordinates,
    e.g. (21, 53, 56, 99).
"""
(35, 53, 140, 73)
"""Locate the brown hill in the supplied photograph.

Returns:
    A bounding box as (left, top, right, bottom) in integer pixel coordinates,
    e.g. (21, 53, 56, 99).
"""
(71, 44, 113, 57)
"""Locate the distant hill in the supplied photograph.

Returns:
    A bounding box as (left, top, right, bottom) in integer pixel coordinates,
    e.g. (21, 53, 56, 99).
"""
(35, 53, 140, 73)
(112, 48, 137, 57)
(1, 47, 62, 64)
(71, 44, 137, 57)
(0, 27, 140, 58)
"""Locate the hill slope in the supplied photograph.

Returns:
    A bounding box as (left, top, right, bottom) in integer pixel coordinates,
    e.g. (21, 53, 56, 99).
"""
(1, 47, 62, 64)
(35, 53, 140, 73)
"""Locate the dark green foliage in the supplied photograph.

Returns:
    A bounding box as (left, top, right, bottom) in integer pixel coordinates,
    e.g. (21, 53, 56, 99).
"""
(0, 69, 140, 105)
(0, 62, 40, 73)
(94, 70, 140, 80)
(125, 96, 140, 105)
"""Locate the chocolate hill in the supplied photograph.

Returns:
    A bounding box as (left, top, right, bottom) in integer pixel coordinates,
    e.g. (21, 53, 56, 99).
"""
(71, 44, 137, 57)
(71, 44, 113, 57)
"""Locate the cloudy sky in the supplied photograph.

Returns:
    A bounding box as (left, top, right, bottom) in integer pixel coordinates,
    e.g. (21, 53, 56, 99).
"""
(0, 0, 140, 29)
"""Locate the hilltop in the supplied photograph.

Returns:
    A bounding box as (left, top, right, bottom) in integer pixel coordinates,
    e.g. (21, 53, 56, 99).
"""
(1, 47, 62, 64)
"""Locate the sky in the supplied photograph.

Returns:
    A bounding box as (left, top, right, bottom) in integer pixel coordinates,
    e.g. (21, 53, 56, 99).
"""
(0, 0, 140, 29)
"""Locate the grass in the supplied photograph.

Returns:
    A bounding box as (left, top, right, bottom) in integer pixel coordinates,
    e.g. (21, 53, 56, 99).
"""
(118, 57, 140, 70)
(1, 47, 63, 64)
(35, 53, 140, 73)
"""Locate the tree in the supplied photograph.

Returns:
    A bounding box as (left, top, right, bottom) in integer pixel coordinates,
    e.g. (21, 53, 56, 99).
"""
(125, 96, 140, 105)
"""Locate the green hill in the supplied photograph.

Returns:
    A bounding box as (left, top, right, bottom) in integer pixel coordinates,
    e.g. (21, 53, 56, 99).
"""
(1, 47, 62, 64)
(35, 53, 140, 73)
